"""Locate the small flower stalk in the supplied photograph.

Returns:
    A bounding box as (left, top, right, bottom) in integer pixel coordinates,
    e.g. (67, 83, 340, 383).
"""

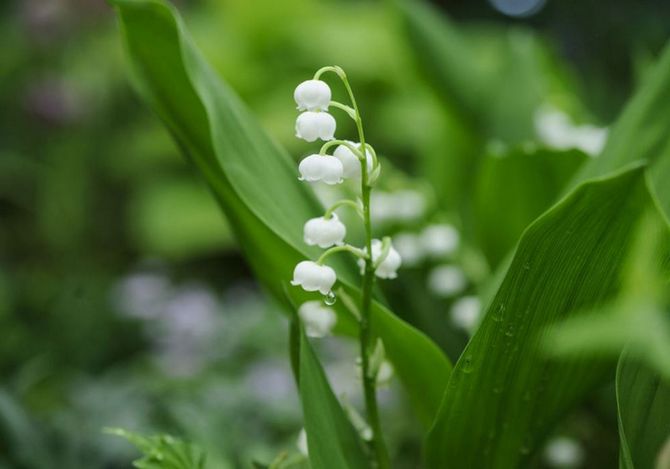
(290, 66, 397, 469)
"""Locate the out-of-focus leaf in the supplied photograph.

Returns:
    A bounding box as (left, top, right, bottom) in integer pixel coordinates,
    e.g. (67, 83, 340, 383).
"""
(616, 352, 670, 469)
(394, 0, 571, 143)
(473, 146, 587, 267)
(129, 178, 234, 258)
(298, 330, 369, 469)
(106, 428, 207, 469)
(571, 41, 670, 217)
(426, 165, 663, 468)
(112, 0, 451, 428)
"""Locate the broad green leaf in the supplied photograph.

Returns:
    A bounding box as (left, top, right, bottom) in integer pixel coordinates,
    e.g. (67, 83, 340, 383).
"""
(616, 351, 670, 469)
(474, 146, 587, 267)
(426, 165, 661, 467)
(112, 0, 450, 427)
(106, 428, 207, 469)
(299, 330, 369, 469)
(571, 41, 670, 216)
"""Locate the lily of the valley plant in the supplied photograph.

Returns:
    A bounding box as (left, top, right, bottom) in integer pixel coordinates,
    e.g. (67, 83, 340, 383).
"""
(290, 67, 401, 468)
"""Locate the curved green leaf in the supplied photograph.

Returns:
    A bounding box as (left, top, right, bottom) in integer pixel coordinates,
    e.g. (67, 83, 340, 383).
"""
(474, 146, 587, 267)
(112, 0, 451, 428)
(571, 41, 670, 217)
(426, 165, 660, 467)
(299, 330, 370, 469)
(617, 350, 670, 469)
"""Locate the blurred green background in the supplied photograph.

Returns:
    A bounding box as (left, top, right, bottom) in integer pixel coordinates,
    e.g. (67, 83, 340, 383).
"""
(1, 0, 669, 467)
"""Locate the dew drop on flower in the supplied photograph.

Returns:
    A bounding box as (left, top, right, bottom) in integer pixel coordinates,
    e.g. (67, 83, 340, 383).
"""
(324, 291, 336, 306)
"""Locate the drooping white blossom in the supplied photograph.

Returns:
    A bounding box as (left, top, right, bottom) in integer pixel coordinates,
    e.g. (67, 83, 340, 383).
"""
(370, 190, 426, 224)
(298, 154, 343, 185)
(291, 261, 337, 295)
(392, 232, 424, 267)
(534, 105, 608, 157)
(427, 265, 466, 297)
(420, 224, 460, 258)
(333, 141, 374, 179)
(298, 301, 337, 338)
(358, 239, 402, 279)
(450, 295, 481, 332)
(355, 358, 394, 386)
(295, 111, 336, 142)
(543, 436, 584, 468)
(303, 214, 346, 248)
(294, 80, 331, 112)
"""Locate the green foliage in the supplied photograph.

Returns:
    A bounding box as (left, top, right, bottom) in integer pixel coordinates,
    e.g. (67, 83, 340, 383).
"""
(616, 352, 670, 469)
(111, 0, 451, 432)
(473, 146, 587, 267)
(426, 166, 664, 467)
(106, 428, 207, 469)
(298, 330, 369, 469)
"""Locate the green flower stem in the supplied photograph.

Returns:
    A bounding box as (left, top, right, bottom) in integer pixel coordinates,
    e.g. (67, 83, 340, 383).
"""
(320, 65, 390, 468)
(329, 101, 357, 120)
(324, 199, 364, 220)
(317, 244, 367, 265)
(319, 139, 364, 159)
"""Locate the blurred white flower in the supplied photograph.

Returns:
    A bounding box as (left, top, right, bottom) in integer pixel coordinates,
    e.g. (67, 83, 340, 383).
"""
(376, 360, 394, 386)
(333, 141, 374, 179)
(111, 272, 170, 320)
(394, 190, 427, 222)
(535, 105, 607, 157)
(296, 428, 309, 456)
(291, 261, 337, 295)
(392, 232, 424, 267)
(298, 301, 337, 338)
(371, 190, 426, 224)
(355, 358, 394, 386)
(544, 436, 584, 467)
(303, 214, 346, 248)
(450, 296, 481, 332)
(298, 154, 343, 185)
(358, 239, 402, 279)
(294, 80, 331, 112)
(295, 111, 336, 142)
(428, 265, 466, 297)
(421, 224, 460, 258)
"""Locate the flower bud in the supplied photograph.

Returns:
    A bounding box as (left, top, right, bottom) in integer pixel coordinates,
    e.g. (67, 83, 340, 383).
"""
(333, 141, 374, 179)
(291, 260, 337, 295)
(295, 111, 336, 142)
(294, 80, 331, 112)
(304, 214, 346, 248)
(450, 296, 481, 332)
(358, 239, 402, 279)
(298, 301, 337, 338)
(298, 154, 343, 185)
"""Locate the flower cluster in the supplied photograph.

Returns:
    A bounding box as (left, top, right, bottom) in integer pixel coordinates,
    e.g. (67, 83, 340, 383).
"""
(290, 70, 402, 302)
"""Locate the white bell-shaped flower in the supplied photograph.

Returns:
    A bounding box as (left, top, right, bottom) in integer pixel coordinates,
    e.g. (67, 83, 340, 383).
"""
(427, 265, 466, 297)
(295, 111, 336, 142)
(358, 239, 402, 279)
(450, 296, 481, 332)
(304, 214, 346, 248)
(298, 301, 337, 338)
(421, 224, 460, 258)
(294, 80, 331, 112)
(291, 260, 337, 295)
(298, 154, 343, 185)
(333, 141, 374, 179)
